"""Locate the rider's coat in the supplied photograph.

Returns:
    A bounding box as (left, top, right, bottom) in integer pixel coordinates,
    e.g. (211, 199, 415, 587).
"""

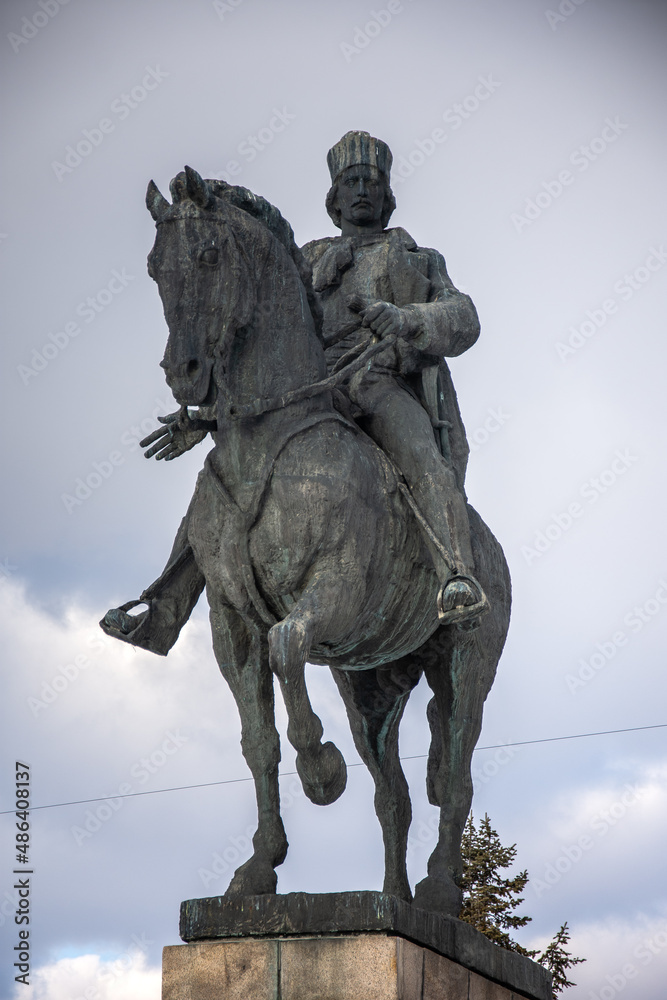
(301, 227, 480, 492)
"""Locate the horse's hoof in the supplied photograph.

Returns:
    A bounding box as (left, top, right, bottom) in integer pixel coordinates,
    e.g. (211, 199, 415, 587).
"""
(225, 856, 278, 897)
(382, 875, 413, 902)
(296, 740, 347, 805)
(413, 874, 462, 917)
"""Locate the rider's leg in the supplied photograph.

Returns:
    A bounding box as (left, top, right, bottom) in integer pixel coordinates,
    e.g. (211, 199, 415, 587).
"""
(351, 372, 485, 622)
(409, 469, 473, 577)
(100, 510, 205, 655)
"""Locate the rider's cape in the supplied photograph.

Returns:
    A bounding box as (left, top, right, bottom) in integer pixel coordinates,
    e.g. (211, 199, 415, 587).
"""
(301, 227, 480, 494)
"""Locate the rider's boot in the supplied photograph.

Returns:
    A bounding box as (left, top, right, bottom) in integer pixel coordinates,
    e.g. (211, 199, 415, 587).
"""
(408, 472, 488, 630)
(100, 517, 205, 655)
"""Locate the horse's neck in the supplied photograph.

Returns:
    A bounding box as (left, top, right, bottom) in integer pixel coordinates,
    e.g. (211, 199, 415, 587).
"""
(210, 238, 333, 507)
(225, 241, 327, 405)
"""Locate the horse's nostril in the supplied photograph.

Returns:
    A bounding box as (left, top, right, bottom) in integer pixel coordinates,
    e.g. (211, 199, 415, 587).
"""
(187, 360, 200, 377)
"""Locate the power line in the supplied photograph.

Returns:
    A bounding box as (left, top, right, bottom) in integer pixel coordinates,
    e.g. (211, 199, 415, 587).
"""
(3, 722, 665, 816)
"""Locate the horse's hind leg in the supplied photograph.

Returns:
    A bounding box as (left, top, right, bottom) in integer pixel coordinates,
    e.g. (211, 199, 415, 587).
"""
(411, 625, 484, 916)
(268, 586, 347, 806)
(210, 602, 288, 896)
(413, 510, 511, 916)
(331, 660, 421, 901)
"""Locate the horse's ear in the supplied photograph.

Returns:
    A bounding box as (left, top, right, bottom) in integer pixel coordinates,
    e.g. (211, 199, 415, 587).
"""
(146, 180, 169, 221)
(185, 165, 213, 208)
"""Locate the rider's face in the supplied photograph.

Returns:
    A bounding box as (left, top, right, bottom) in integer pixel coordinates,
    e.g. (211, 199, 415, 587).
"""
(334, 165, 385, 230)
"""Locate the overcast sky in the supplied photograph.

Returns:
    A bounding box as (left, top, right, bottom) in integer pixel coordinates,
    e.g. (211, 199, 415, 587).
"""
(1, 0, 667, 997)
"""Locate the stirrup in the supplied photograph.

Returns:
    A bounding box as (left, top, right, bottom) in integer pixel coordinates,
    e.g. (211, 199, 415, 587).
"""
(99, 596, 184, 656)
(101, 599, 148, 636)
(437, 574, 489, 627)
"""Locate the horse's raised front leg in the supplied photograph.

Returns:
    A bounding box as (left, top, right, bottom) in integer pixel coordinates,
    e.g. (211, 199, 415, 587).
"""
(331, 659, 421, 902)
(268, 584, 347, 806)
(210, 602, 288, 896)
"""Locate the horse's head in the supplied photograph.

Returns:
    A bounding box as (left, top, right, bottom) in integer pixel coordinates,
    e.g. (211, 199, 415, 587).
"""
(146, 167, 258, 406)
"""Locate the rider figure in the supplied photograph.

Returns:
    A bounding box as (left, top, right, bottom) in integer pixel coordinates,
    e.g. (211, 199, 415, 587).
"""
(102, 131, 487, 652)
(304, 131, 485, 625)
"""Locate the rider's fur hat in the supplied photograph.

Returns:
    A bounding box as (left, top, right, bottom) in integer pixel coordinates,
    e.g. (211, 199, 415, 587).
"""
(327, 131, 393, 182)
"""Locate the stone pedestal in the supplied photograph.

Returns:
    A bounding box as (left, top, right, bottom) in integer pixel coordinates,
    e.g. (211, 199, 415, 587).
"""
(162, 892, 551, 1000)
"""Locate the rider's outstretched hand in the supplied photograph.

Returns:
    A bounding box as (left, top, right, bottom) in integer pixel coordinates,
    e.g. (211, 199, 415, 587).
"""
(140, 409, 209, 461)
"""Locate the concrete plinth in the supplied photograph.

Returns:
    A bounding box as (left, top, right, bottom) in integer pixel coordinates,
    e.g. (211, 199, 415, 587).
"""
(163, 892, 551, 999)
(162, 934, 536, 1000)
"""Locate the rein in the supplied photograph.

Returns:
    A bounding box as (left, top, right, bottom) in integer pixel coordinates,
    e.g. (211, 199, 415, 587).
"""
(225, 332, 397, 420)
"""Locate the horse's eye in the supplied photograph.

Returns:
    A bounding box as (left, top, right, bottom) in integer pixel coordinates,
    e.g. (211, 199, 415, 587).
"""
(199, 247, 219, 266)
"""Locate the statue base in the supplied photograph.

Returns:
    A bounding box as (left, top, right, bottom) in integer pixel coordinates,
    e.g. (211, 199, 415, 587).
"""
(163, 892, 551, 999)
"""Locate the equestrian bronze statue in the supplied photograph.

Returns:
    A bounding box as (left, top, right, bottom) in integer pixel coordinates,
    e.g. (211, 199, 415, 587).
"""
(101, 132, 511, 917)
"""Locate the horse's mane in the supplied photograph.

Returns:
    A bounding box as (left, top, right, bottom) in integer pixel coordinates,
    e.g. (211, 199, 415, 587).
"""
(209, 180, 323, 341)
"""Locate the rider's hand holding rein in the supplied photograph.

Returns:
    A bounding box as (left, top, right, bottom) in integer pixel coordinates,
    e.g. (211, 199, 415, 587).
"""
(360, 300, 421, 341)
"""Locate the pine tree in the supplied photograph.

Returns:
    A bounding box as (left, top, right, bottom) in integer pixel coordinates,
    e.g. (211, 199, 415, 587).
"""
(534, 922, 585, 995)
(459, 813, 585, 996)
(459, 813, 532, 950)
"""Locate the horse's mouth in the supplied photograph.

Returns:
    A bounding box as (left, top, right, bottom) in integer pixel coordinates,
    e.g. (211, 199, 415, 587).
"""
(161, 356, 214, 406)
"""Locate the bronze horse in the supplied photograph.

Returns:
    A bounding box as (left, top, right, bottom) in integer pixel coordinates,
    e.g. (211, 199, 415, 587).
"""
(128, 167, 510, 916)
